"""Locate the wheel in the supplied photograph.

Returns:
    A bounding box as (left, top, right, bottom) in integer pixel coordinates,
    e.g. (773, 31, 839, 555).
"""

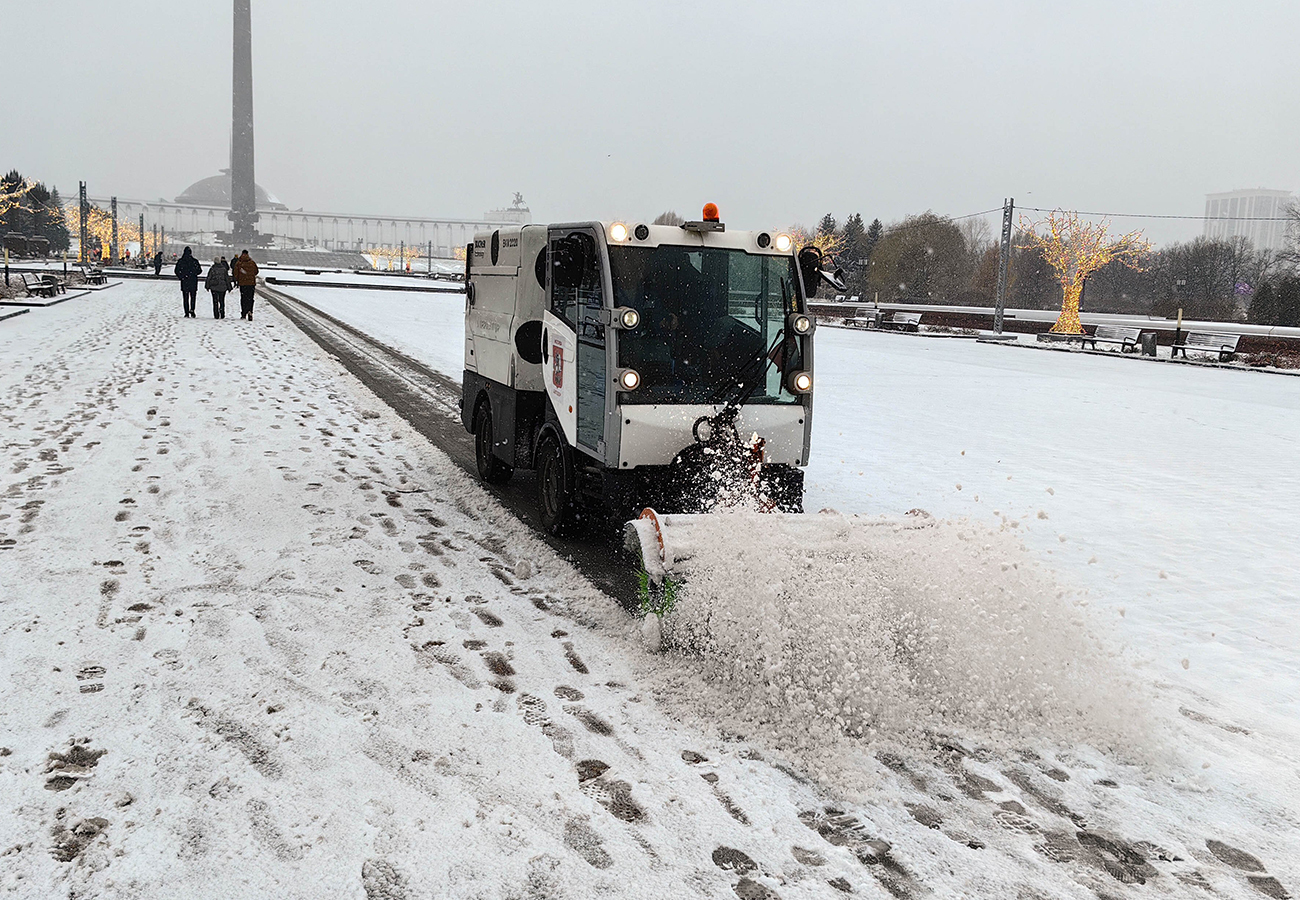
(535, 434, 573, 535)
(763, 464, 805, 514)
(474, 401, 513, 485)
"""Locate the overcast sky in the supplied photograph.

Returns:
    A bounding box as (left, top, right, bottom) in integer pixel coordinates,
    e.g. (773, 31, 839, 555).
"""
(6, 1, 1298, 244)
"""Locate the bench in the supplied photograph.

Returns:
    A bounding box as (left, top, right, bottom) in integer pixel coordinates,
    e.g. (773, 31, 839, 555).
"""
(844, 309, 881, 329)
(1173, 332, 1240, 362)
(1082, 324, 1143, 352)
(80, 266, 107, 285)
(41, 274, 67, 294)
(881, 311, 921, 332)
(20, 273, 58, 298)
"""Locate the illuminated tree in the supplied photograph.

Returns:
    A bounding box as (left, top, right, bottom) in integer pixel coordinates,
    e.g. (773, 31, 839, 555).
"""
(0, 173, 35, 229)
(363, 245, 425, 271)
(63, 203, 116, 258)
(789, 223, 844, 261)
(1018, 210, 1150, 334)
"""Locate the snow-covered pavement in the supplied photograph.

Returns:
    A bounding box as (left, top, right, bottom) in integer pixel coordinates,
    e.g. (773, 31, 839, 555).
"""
(2, 282, 1296, 899)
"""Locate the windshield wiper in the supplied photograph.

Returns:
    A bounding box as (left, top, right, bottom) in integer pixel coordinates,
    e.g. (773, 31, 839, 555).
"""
(708, 277, 791, 409)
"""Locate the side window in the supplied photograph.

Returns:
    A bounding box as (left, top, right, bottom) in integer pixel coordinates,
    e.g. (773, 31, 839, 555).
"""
(549, 232, 598, 328)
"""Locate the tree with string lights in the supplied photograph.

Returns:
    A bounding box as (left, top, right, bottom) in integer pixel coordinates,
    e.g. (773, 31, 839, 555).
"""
(0, 172, 35, 230)
(1018, 210, 1151, 334)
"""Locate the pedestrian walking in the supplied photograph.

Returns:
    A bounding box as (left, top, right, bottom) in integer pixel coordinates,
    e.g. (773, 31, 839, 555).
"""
(232, 250, 259, 321)
(174, 246, 202, 318)
(205, 256, 230, 319)
(153, 251, 163, 277)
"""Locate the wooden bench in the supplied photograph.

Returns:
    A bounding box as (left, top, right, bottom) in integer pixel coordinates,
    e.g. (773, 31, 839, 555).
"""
(41, 274, 67, 294)
(1173, 332, 1240, 361)
(20, 273, 58, 298)
(844, 309, 880, 329)
(80, 266, 107, 285)
(1082, 324, 1142, 352)
(881, 311, 921, 332)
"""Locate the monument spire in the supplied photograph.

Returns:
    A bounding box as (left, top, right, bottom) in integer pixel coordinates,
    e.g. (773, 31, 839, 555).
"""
(229, 0, 261, 245)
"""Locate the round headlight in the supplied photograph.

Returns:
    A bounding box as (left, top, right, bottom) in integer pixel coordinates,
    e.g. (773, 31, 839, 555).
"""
(789, 371, 813, 394)
(620, 308, 640, 329)
(634, 224, 650, 241)
(610, 223, 629, 242)
(792, 314, 812, 334)
(619, 369, 641, 390)
(774, 233, 793, 253)
(756, 232, 771, 249)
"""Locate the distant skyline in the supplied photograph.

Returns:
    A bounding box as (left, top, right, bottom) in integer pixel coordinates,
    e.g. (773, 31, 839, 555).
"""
(5, 1, 1298, 245)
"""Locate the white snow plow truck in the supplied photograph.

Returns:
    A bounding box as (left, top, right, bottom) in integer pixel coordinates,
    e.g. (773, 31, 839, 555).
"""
(460, 204, 844, 539)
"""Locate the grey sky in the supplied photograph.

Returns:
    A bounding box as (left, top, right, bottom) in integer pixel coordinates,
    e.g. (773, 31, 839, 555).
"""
(7, 1, 1298, 244)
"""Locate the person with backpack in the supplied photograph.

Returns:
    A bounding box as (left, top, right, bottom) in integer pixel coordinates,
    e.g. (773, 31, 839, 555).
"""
(174, 246, 202, 318)
(205, 256, 231, 319)
(232, 250, 260, 320)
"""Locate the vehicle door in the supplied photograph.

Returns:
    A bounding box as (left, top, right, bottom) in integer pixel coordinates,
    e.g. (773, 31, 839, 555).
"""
(542, 228, 606, 457)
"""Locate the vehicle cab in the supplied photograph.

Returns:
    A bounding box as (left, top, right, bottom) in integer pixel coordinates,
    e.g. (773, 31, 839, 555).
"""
(462, 205, 834, 533)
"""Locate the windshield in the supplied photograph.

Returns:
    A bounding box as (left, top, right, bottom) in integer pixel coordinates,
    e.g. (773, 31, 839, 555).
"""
(610, 245, 802, 405)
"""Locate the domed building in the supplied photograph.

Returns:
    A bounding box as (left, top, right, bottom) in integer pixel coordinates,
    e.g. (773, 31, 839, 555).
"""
(174, 171, 288, 211)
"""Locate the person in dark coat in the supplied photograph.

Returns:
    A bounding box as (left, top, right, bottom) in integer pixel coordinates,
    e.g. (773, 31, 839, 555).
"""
(205, 256, 231, 319)
(174, 247, 202, 318)
(153, 251, 163, 277)
(232, 250, 260, 321)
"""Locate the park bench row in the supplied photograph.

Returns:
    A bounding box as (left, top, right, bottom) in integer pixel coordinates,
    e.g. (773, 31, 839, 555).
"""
(845, 310, 922, 332)
(841, 313, 1241, 361)
(1061, 325, 1239, 360)
(18, 266, 106, 298)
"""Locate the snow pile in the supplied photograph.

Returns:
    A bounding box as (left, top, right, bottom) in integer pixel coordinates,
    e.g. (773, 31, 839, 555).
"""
(661, 510, 1146, 752)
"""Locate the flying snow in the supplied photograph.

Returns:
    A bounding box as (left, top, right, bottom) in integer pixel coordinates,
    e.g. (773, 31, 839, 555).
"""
(659, 510, 1147, 756)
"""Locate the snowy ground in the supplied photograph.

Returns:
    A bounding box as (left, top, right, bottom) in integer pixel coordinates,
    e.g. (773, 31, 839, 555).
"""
(1, 282, 1296, 899)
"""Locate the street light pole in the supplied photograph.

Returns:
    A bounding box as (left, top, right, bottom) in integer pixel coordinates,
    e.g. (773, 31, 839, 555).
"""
(994, 197, 1014, 334)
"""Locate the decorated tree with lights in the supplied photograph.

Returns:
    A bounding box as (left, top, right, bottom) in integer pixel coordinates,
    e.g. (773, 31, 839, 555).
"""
(1018, 210, 1151, 334)
(0, 173, 35, 231)
(789, 223, 844, 261)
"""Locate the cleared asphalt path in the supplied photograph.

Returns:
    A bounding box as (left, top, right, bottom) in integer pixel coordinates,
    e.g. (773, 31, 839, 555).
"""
(259, 283, 637, 608)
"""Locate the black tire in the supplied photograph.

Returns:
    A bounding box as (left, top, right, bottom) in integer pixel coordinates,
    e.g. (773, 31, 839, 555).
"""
(764, 464, 805, 514)
(474, 401, 513, 485)
(535, 434, 573, 535)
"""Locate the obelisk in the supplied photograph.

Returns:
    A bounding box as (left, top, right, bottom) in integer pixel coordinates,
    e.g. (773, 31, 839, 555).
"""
(229, 0, 260, 245)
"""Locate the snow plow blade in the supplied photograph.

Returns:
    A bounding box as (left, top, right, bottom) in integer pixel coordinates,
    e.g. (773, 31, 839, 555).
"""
(624, 507, 935, 585)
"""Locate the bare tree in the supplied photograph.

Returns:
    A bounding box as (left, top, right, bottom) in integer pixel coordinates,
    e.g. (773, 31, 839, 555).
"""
(1280, 199, 1300, 271)
(957, 216, 994, 256)
(652, 211, 684, 226)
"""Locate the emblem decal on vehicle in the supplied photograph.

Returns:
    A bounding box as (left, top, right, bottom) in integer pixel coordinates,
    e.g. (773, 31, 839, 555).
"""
(552, 344, 564, 388)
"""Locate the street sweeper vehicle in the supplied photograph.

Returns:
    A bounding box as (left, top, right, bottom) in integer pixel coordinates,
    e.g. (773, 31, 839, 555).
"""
(460, 204, 845, 572)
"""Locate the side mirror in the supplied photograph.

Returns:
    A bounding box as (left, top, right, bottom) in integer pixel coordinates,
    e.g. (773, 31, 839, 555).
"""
(551, 232, 594, 291)
(819, 267, 847, 293)
(466, 282, 476, 307)
(797, 246, 823, 299)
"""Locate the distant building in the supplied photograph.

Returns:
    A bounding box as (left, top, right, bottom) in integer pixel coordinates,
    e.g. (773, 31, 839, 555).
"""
(1203, 189, 1294, 252)
(91, 187, 529, 257)
(174, 170, 288, 212)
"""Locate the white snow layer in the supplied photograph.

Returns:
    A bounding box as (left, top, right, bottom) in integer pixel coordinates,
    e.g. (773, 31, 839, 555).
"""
(0, 283, 1295, 899)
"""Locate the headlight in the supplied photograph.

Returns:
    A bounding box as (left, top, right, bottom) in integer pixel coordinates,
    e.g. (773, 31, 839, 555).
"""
(620, 308, 640, 329)
(610, 222, 629, 242)
(618, 368, 641, 390)
(774, 233, 793, 253)
(790, 313, 813, 335)
(787, 370, 813, 394)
